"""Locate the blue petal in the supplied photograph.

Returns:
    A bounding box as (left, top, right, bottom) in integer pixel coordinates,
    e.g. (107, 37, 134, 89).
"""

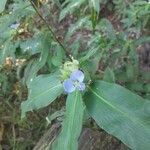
(10, 23, 20, 29)
(70, 70, 84, 82)
(63, 79, 75, 93)
(76, 82, 85, 91)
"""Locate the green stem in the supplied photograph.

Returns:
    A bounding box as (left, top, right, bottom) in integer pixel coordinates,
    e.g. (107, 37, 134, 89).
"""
(28, 0, 71, 60)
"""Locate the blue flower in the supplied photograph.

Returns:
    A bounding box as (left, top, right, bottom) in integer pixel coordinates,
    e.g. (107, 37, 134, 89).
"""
(63, 70, 85, 93)
(10, 23, 20, 30)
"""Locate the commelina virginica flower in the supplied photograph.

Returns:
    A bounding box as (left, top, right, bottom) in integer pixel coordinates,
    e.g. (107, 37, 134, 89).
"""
(63, 70, 85, 93)
(10, 23, 20, 30)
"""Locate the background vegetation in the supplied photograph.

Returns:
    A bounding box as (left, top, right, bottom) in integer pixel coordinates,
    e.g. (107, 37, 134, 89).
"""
(0, 0, 150, 149)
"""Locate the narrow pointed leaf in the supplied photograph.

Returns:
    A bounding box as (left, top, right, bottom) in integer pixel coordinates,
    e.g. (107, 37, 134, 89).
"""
(84, 81, 150, 150)
(21, 75, 63, 118)
(59, 0, 85, 21)
(24, 47, 49, 86)
(0, 39, 16, 64)
(53, 90, 84, 150)
(90, 0, 100, 13)
(0, 0, 7, 13)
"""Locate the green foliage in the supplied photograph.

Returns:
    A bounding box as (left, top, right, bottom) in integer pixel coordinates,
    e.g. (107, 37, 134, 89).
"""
(0, 0, 7, 13)
(0, 39, 16, 64)
(90, 0, 100, 13)
(52, 91, 84, 150)
(21, 31, 52, 85)
(0, 0, 150, 149)
(103, 67, 115, 83)
(85, 81, 150, 150)
(121, 1, 150, 30)
(21, 74, 63, 118)
(59, 0, 86, 21)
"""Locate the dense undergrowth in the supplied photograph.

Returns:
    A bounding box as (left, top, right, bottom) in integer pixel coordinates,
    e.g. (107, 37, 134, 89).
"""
(0, 0, 150, 150)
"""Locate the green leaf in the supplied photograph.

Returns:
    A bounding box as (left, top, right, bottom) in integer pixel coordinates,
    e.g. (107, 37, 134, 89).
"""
(90, 0, 100, 13)
(0, 0, 7, 13)
(0, 73, 7, 83)
(21, 74, 63, 118)
(145, 84, 150, 93)
(81, 55, 101, 79)
(53, 90, 84, 150)
(126, 64, 135, 81)
(103, 67, 115, 83)
(97, 18, 116, 40)
(20, 31, 51, 55)
(66, 16, 91, 39)
(20, 38, 41, 55)
(0, 1, 34, 36)
(22, 32, 51, 85)
(80, 47, 99, 62)
(0, 39, 16, 64)
(127, 82, 144, 92)
(23, 47, 49, 86)
(59, 0, 85, 21)
(52, 45, 64, 67)
(85, 81, 150, 150)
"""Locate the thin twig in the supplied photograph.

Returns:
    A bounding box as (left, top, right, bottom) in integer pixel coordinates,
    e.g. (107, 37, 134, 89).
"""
(28, 0, 71, 60)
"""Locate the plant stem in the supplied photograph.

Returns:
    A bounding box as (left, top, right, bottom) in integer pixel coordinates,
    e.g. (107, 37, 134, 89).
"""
(28, 0, 71, 60)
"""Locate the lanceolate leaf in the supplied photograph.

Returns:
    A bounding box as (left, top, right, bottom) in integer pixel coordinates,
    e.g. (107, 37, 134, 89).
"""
(21, 74, 63, 118)
(90, 0, 100, 13)
(0, 39, 16, 64)
(53, 91, 84, 150)
(22, 31, 51, 85)
(59, 0, 86, 21)
(0, 0, 7, 13)
(24, 47, 49, 86)
(84, 81, 150, 150)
